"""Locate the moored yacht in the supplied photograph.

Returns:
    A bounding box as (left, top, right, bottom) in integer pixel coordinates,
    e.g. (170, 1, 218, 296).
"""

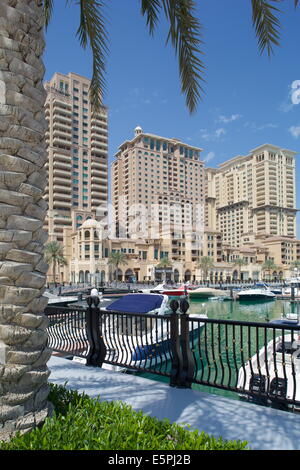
(189, 286, 227, 299)
(237, 329, 300, 410)
(101, 293, 207, 368)
(237, 284, 276, 301)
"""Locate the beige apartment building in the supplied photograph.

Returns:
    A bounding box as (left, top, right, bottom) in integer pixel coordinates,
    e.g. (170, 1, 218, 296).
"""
(66, 219, 299, 284)
(44, 72, 108, 247)
(46, 122, 300, 284)
(205, 144, 297, 247)
(112, 127, 205, 241)
(65, 129, 220, 284)
(67, 219, 224, 284)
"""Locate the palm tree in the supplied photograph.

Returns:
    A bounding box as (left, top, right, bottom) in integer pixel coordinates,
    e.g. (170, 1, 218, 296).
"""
(262, 259, 277, 281)
(232, 258, 248, 281)
(156, 256, 172, 282)
(108, 251, 128, 281)
(1, 0, 298, 440)
(196, 256, 214, 281)
(290, 260, 300, 276)
(44, 241, 68, 286)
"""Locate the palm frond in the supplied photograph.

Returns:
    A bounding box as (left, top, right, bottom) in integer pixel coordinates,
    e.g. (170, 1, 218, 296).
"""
(42, 0, 54, 29)
(251, 0, 281, 56)
(161, 0, 205, 114)
(66, 0, 109, 113)
(140, 0, 161, 35)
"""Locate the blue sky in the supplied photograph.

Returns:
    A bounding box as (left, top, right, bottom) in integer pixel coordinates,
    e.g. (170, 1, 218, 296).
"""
(44, 0, 300, 232)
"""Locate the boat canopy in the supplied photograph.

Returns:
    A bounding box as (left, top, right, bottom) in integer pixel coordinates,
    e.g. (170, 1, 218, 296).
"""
(270, 319, 299, 326)
(106, 293, 165, 314)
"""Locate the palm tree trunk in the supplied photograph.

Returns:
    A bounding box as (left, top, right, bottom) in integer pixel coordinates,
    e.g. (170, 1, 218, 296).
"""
(52, 260, 56, 286)
(0, 1, 51, 441)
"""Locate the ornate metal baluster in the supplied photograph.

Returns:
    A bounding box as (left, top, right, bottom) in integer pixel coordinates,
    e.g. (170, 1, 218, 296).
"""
(169, 299, 183, 387)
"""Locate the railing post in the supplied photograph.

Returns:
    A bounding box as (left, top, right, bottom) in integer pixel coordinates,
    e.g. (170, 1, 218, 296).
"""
(86, 296, 107, 367)
(178, 298, 195, 388)
(169, 299, 183, 387)
(291, 285, 295, 301)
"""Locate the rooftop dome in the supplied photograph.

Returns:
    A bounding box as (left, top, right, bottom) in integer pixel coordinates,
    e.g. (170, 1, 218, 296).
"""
(134, 125, 143, 136)
(80, 219, 100, 229)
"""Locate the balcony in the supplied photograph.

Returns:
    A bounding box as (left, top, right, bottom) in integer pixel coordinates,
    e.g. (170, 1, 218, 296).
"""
(53, 135, 71, 147)
(91, 160, 107, 170)
(53, 153, 71, 164)
(53, 200, 72, 209)
(91, 187, 107, 196)
(53, 192, 71, 202)
(53, 101, 72, 116)
(53, 121, 71, 133)
(91, 148, 107, 158)
(53, 184, 71, 194)
(53, 175, 71, 186)
(91, 169, 107, 178)
(52, 111, 72, 124)
(53, 160, 71, 172)
(91, 142, 107, 153)
(53, 168, 70, 178)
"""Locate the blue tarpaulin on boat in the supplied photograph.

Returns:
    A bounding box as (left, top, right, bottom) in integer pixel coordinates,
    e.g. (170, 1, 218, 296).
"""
(106, 294, 164, 314)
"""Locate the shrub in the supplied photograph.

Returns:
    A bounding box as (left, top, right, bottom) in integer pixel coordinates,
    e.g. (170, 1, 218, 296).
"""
(0, 384, 248, 450)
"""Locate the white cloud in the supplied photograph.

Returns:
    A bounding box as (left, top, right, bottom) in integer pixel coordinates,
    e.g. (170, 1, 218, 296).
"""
(215, 128, 226, 138)
(203, 151, 215, 163)
(218, 114, 242, 123)
(244, 122, 278, 132)
(200, 128, 226, 141)
(289, 125, 300, 139)
(279, 80, 300, 112)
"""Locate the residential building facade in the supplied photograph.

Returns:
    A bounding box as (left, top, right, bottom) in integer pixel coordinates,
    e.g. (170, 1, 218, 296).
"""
(111, 127, 205, 241)
(205, 144, 297, 247)
(43, 72, 108, 280)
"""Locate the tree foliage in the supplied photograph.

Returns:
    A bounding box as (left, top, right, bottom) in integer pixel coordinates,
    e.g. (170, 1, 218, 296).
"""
(40, 0, 299, 114)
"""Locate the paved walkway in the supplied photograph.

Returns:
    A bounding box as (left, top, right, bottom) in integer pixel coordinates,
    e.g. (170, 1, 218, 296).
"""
(48, 355, 300, 451)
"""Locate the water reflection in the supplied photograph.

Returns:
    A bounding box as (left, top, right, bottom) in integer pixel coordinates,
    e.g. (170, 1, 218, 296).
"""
(188, 298, 295, 323)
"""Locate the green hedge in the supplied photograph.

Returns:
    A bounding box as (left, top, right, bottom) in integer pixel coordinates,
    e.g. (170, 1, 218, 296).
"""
(0, 384, 248, 450)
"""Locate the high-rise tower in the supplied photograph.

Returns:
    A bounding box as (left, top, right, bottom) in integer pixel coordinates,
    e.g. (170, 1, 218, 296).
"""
(44, 72, 108, 243)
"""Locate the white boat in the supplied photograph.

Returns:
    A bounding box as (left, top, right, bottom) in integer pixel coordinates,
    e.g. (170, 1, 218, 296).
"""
(137, 283, 165, 294)
(101, 293, 207, 369)
(237, 326, 300, 410)
(45, 291, 79, 306)
(188, 286, 227, 299)
(237, 284, 276, 301)
(283, 278, 300, 296)
(255, 283, 282, 295)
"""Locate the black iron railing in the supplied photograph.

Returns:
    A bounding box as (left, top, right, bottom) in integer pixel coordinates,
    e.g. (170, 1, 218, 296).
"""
(45, 299, 300, 411)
